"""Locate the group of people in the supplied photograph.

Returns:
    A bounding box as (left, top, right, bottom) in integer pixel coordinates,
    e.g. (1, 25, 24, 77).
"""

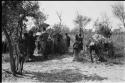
(3, 25, 113, 63)
(19, 26, 72, 60)
(2, 22, 84, 62)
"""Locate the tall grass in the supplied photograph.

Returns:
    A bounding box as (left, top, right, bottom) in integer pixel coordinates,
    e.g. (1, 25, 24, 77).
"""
(111, 32, 125, 56)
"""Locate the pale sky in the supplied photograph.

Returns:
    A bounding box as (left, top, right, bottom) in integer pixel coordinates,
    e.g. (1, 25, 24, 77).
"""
(26, 1, 125, 31)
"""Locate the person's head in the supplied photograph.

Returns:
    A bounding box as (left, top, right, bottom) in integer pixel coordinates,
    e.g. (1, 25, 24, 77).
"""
(65, 33, 68, 36)
(79, 34, 81, 37)
(43, 27, 46, 31)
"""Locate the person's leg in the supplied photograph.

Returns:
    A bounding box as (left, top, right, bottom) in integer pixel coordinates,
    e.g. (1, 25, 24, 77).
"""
(77, 49, 81, 60)
(29, 48, 35, 59)
(90, 49, 94, 63)
(27, 48, 32, 61)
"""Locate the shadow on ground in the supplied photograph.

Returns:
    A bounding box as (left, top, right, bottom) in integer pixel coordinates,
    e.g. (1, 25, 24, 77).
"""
(29, 52, 73, 62)
(24, 69, 107, 82)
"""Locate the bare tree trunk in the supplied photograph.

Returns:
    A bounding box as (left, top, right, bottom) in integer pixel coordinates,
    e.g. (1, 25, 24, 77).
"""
(3, 27, 16, 76)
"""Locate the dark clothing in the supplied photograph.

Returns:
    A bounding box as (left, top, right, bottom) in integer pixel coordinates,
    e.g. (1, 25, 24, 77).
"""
(29, 35, 36, 49)
(46, 38, 53, 54)
(20, 40, 27, 53)
(27, 35, 36, 59)
(39, 32, 49, 42)
(78, 37, 83, 50)
(73, 39, 82, 61)
(78, 37, 83, 43)
(75, 34, 79, 41)
(66, 35, 70, 48)
(74, 34, 83, 50)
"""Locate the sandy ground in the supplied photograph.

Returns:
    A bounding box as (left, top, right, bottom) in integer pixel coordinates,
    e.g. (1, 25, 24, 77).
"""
(2, 53, 125, 83)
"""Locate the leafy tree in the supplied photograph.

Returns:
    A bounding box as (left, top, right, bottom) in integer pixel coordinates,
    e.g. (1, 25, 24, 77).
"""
(52, 23, 70, 36)
(2, 1, 46, 75)
(95, 14, 112, 38)
(111, 2, 125, 28)
(96, 24, 112, 38)
(73, 13, 91, 35)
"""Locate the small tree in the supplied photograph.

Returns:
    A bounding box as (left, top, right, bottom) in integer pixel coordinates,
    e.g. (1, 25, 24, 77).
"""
(2, 1, 46, 75)
(96, 24, 112, 38)
(73, 13, 91, 35)
(95, 14, 112, 38)
(111, 2, 125, 28)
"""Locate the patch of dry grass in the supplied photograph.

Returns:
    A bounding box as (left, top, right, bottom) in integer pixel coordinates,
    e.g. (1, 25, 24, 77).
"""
(111, 33, 125, 57)
(2, 53, 10, 63)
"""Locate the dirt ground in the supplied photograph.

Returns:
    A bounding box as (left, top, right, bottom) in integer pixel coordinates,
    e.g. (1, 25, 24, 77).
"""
(2, 52, 125, 83)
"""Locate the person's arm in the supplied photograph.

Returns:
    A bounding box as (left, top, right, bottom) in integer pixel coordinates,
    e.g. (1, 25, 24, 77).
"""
(69, 36, 70, 40)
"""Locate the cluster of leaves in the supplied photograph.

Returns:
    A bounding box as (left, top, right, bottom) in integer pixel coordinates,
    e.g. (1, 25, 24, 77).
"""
(2, 1, 47, 75)
(74, 15, 91, 28)
(94, 14, 112, 38)
(50, 24, 70, 36)
(96, 23, 112, 38)
(74, 14, 91, 35)
(2, 1, 47, 41)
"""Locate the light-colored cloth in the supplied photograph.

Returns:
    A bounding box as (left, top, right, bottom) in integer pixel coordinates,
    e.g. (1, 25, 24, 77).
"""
(36, 32, 42, 36)
(90, 42, 95, 46)
(92, 34, 106, 42)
